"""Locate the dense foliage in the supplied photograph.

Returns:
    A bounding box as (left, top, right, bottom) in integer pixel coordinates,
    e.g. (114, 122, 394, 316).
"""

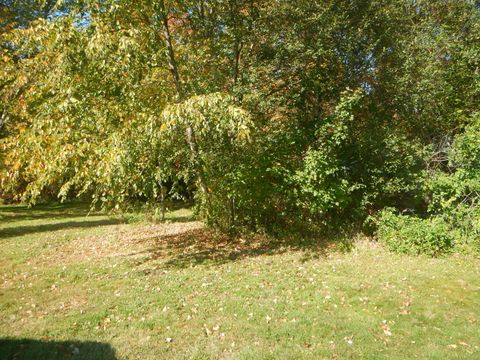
(1, 0, 479, 248)
(376, 113, 480, 256)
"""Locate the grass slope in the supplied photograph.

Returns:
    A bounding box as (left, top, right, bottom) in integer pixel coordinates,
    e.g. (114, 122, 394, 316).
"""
(1, 203, 479, 359)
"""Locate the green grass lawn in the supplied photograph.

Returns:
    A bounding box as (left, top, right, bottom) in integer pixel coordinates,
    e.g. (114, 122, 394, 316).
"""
(1, 203, 479, 359)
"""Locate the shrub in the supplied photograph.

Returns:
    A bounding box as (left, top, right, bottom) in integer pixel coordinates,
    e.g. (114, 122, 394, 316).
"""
(443, 205, 480, 254)
(376, 209, 454, 257)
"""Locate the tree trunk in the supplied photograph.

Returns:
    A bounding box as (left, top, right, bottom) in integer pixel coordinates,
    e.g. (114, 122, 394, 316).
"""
(229, 196, 236, 231)
(159, 0, 210, 204)
(160, 184, 166, 221)
(228, 0, 244, 231)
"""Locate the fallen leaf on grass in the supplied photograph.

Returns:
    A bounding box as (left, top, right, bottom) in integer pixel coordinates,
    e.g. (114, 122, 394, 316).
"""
(381, 320, 393, 336)
(204, 324, 211, 336)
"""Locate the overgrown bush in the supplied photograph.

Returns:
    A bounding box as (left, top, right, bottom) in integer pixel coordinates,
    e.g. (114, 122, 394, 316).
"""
(375, 114, 480, 257)
(376, 209, 454, 257)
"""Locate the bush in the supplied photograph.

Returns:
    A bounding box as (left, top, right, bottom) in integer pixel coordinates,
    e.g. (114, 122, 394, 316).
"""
(376, 209, 454, 257)
(442, 205, 480, 254)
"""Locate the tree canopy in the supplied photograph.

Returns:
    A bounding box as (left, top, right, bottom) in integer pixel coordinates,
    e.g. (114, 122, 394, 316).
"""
(1, 0, 479, 245)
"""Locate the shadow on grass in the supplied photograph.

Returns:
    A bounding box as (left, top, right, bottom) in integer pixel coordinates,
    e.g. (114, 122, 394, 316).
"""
(161, 215, 196, 223)
(133, 214, 195, 224)
(1, 201, 194, 227)
(0, 202, 92, 223)
(133, 227, 354, 271)
(0, 219, 124, 239)
(0, 338, 117, 360)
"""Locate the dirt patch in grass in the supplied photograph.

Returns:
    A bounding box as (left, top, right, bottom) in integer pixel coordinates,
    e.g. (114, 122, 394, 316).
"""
(114, 224, 353, 270)
(35, 219, 359, 271)
(38, 221, 205, 267)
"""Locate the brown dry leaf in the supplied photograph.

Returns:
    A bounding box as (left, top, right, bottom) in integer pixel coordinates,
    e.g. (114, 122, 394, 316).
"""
(382, 321, 392, 336)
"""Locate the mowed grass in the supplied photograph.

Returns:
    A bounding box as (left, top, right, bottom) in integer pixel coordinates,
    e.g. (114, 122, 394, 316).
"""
(1, 203, 479, 359)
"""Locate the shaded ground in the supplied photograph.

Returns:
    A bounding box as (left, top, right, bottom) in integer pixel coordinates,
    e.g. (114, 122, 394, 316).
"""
(1, 203, 479, 359)
(0, 219, 123, 239)
(0, 202, 93, 223)
(0, 338, 117, 360)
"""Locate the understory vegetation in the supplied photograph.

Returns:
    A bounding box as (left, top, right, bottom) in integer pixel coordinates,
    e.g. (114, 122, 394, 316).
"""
(375, 114, 480, 256)
(1, 1, 480, 255)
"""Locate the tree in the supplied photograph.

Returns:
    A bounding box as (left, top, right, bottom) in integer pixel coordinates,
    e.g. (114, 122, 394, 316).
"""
(0, 0, 478, 235)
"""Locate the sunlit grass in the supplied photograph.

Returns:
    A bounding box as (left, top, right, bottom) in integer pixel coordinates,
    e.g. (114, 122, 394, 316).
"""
(1, 203, 479, 359)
